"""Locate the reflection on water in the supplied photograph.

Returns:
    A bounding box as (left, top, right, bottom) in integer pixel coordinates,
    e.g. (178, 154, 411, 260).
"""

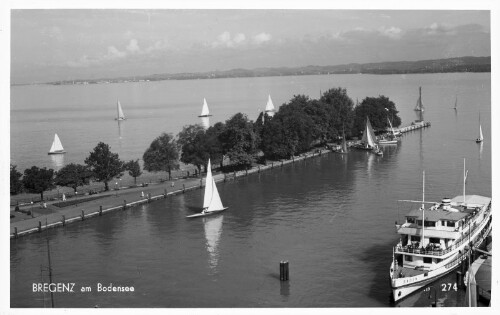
(117, 120, 124, 139)
(200, 117, 210, 130)
(49, 154, 64, 170)
(479, 142, 483, 160)
(203, 215, 223, 273)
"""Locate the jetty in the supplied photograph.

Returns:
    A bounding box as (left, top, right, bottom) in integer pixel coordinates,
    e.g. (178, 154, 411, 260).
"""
(394, 120, 431, 134)
(10, 148, 330, 239)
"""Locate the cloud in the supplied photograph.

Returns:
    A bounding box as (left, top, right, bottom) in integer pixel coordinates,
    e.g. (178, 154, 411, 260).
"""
(211, 31, 248, 48)
(253, 33, 272, 44)
(126, 39, 140, 53)
(380, 26, 403, 39)
(106, 46, 127, 59)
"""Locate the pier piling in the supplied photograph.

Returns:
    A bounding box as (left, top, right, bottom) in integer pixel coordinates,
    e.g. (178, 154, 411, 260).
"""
(99, 206, 102, 216)
(183, 184, 186, 193)
(280, 261, 289, 281)
(123, 200, 126, 210)
(62, 215, 65, 226)
(14, 227, 18, 238)
(38, 221, 42, 233)
(81, 210, 85, 220)
(164, 189, 167, 198)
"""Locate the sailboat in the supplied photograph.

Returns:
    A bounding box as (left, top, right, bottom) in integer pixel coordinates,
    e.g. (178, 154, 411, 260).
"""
(187, 159, 228, 218)
(115, 100, 126, 121)
(476, 113, 484, 143)
(198, 98, 212, 117)
(355, 117, 380, 154)
(47, 134, 66, 155)
(336, 127, 348, 154)
(414, 86, 424, 112)
(379, 117, 399, 145)
(264, 95, 276, 117)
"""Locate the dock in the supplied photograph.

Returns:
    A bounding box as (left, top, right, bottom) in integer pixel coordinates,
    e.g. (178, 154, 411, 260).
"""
(394, 121, 431, 134)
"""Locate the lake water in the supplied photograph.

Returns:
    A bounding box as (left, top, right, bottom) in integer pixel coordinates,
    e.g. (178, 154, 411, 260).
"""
(10, 73, 491, 307)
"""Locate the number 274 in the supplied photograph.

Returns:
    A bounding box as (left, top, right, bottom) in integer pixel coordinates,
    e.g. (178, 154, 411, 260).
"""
(441, 283, 457, 291)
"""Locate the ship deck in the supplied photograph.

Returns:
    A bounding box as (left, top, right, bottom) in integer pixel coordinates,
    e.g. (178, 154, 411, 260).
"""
(392, 264, 427, 279)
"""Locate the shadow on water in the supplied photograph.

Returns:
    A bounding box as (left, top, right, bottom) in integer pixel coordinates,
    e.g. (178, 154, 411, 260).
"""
(358, 241, 396, 306)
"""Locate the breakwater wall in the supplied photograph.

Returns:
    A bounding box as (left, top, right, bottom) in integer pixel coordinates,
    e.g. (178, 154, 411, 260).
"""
(11, 149, 330, 239)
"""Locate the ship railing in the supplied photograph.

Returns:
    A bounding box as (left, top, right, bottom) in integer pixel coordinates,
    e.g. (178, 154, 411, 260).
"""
(395, 211, 490, 257)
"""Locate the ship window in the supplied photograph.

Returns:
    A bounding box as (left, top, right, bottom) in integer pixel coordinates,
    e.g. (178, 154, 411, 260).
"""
(446, 221, 455, 227)
(417, 220, 422, 226)
(424, 221, 436, 227)
(404, 255, 413, 262)
(423, 257, 432, 264)
(407, 217, 416, 224)
(429, 237, 440, 244)
(410, 236, 421, 242)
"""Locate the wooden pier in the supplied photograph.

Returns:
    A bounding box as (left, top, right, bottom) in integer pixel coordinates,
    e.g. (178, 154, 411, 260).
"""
(394, 121, 431, 134)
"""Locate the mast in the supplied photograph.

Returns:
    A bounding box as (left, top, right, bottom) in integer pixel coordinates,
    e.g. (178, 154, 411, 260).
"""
(463, 158, 468, 205)
(421, 170, 425, 248)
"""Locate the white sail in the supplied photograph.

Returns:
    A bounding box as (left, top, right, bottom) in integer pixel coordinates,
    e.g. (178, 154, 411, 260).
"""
(265, 94, 275, 116)
(476, 113, 484, 142)
(361, 117, 377, 148)
(203, 159, 225, 212)
(200, 98, 210, 117)
(49, 133, 65, 153)
(116, 100, 125, 120)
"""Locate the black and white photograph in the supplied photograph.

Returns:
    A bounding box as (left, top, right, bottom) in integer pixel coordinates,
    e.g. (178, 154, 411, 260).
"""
(2, 0, 497, 312)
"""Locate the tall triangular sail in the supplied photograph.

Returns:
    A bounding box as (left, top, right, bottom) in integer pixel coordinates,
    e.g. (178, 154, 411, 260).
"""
(199, 98, 211, 117)
(203, 159, 225, 212)
(361, 117, 377, 148)
(388, 117, 396, 138)
(414, 86, 424, 112)
(116, 100, 125, 120)
(48, 133, 65, 154)
(476, 113, 484, 142)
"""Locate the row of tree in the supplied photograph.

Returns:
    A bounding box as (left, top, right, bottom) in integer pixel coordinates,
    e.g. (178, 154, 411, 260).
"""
(11, 87, 401, 200)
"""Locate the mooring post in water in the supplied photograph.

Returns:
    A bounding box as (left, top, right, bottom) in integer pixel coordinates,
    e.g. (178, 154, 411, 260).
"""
(183, 184, 186, 193)
(61, 215, 65, 226)
(280, 261, 290, 281)
(99, 206, 102, 216)
(164, 188, 167, 198)
(14, 227, 18, 238)
(81, 210, 85, 220)
(224, 174, 227, 182)
(148, 193, 151, 203)
(38, 221, 42, 232)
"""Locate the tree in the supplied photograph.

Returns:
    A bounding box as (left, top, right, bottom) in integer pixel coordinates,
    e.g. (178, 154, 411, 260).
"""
(320, 87, 355, 139)
(218, 113, 259, 169)
(125, 159, 142, 185)
(54, 163, 92, 193)
(22, 166, 55, 200)
(353, 96, 401, 136)
(177, 124, 205, 149)
(10, 164, 23, 195)
(143, 133, 179, 180)
(84, 142, 124, 191)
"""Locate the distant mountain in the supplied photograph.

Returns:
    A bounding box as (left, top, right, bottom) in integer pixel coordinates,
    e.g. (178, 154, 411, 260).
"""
(48, 56, 490, 85)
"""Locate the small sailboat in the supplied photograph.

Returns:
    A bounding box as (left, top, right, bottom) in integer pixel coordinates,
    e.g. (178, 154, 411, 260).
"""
(48, 133, 66, 155)
(115, 100, 126, 121)
(476, 113, 484, 143)
(198, 98, 212, 117)
(414, 86, 424, 112)
(264, 95, 276, 117)
(355, 117, 378, 150)
(336, 127, 348, 154)
(187, 159, 228, 218)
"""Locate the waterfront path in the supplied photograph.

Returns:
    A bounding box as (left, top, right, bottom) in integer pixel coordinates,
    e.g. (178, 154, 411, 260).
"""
(10, 149, 330, 238)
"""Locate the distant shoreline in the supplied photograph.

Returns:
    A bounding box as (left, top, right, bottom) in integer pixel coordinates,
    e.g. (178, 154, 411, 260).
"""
(12, 56, 490, 87)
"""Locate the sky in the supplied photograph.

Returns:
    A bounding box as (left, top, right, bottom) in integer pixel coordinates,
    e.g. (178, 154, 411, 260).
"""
(7, 8, 493, 84)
